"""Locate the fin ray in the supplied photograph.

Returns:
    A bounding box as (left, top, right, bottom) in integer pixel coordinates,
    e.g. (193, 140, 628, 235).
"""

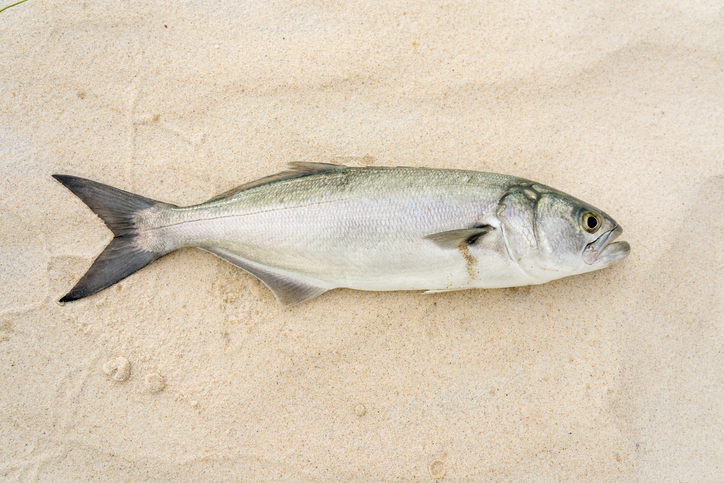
(206, 162, 348, 202)
(202, 248, 328, 306)
(59, 238, 163, 302)
(424, 225, 493, 249)
(52, 174, 174, 302)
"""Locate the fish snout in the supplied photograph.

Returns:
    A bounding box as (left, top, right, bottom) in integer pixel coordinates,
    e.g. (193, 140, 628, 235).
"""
(583, 225, 630, 266)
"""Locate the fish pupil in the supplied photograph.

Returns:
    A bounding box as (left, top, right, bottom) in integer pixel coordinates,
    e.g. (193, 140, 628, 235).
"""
(587, 216, 598, 229)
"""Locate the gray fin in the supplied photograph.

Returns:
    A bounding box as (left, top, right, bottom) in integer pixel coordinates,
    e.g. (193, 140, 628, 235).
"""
(206, 162, 349, 202)
(287, 161, 349, 173)
(423, 225, 493, 249)
(202, 248, 328, 306)
(52, 175, 175, 302)
(59, 238, 164, 302)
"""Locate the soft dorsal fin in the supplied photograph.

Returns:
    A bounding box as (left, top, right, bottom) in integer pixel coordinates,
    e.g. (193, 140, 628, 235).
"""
(424, 225, 493, 249)
(200, 248, 329, 306)
(206, 162, 349, 202)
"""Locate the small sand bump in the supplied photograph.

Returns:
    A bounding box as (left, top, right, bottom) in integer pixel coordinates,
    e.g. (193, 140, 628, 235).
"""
(144, 373, 165, 393)
(103, 357, 131, 382)
(354, 404, 366, 416)
(137, 113, 160, 124)
(429, 460, 445, 479)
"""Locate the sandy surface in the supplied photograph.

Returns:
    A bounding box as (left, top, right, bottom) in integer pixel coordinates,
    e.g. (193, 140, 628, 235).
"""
(1, 1, 722, 481)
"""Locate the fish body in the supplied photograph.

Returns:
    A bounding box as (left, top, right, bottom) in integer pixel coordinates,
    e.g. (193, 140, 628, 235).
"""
(53, 163, 630, 305)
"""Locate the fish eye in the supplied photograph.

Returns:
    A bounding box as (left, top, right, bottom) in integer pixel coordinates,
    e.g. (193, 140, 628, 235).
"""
(581, 211, 601, 233)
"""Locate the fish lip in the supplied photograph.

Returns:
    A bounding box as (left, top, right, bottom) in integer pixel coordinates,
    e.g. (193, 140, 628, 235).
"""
(583, 225, 629, 266)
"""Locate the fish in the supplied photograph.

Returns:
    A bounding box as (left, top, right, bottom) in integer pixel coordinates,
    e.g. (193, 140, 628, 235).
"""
(52, 162, 630, 305)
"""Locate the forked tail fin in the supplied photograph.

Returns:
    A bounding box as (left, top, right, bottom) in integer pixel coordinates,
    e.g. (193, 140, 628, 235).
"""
(52, 175, 176, 302)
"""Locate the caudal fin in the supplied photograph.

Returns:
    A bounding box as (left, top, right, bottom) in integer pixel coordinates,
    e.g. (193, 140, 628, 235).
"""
(52, 175, 175, 302)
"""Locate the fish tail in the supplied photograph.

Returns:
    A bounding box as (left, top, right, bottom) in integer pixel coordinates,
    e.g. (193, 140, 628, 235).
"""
(52, 174, 177, 302)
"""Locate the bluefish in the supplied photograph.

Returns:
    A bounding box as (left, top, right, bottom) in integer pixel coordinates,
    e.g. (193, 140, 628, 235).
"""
(53, 163, 630, 305)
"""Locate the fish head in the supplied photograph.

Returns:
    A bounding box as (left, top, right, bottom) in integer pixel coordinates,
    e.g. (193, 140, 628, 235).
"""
(532, 190, 630, 277)
(498, 186, 630, 282)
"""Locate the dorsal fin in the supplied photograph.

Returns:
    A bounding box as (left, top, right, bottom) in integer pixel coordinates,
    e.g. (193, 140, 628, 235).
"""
(206, 162, 349, 202)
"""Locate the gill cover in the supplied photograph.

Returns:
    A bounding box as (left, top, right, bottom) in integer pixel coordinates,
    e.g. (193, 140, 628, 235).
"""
(497, 187, 540, 277)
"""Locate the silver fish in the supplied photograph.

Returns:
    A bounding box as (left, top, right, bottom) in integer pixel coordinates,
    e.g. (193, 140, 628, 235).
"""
(53, 162, 630, 305)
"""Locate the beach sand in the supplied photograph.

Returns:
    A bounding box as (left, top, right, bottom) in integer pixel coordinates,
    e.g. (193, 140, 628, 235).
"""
(1, 1, 722, 481)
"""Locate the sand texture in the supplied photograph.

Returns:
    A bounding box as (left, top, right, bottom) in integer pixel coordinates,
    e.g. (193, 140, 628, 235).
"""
(1, 1, 722, 481)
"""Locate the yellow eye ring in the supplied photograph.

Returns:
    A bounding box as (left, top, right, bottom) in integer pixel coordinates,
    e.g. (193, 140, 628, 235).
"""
(582, 211, 601, 233)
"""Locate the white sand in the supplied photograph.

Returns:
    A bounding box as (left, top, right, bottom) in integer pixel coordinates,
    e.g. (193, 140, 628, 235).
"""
(1, 1, 722, 481)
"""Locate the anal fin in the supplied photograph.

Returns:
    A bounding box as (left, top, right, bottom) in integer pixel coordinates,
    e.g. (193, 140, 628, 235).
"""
(201, 248, 328, 306)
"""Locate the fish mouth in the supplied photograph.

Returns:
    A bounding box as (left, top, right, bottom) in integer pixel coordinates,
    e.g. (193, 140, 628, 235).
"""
(583, 225, 631, 266)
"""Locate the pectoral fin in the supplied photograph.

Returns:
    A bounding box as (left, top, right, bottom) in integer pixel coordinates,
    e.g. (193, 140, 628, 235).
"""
(424, 225, 493, 249)
(201, 248, 328, 306)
